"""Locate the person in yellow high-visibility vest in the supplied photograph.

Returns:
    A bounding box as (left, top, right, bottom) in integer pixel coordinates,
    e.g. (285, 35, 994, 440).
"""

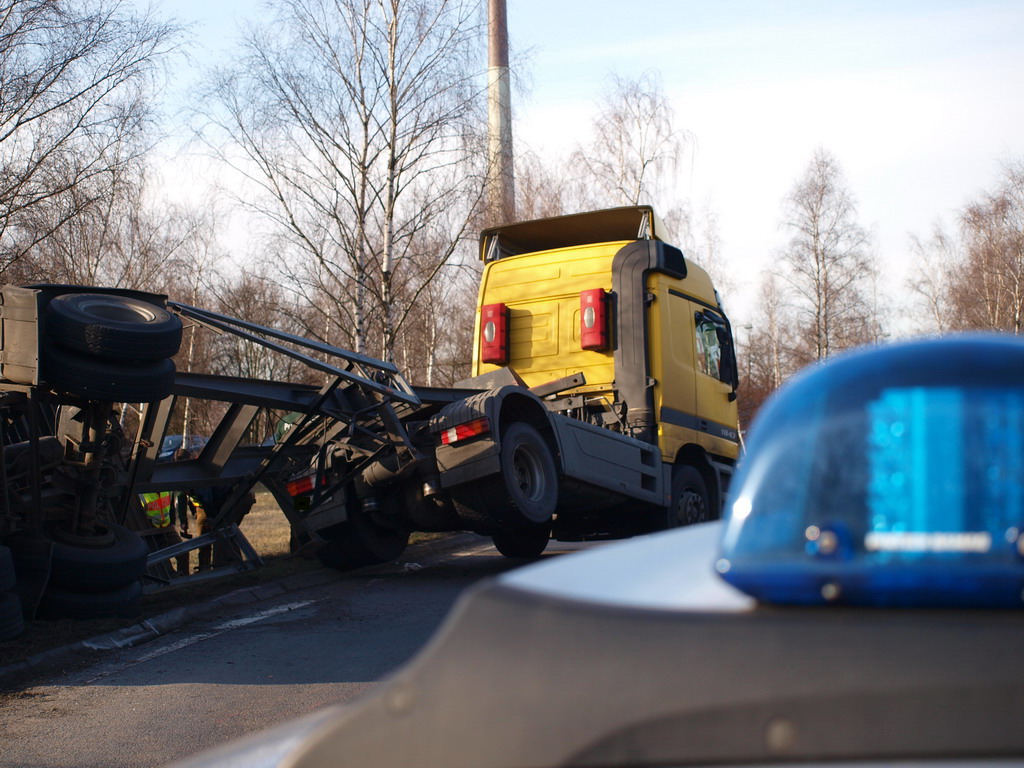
(141, 491, 173, 528)
(141, 491, 190, 575)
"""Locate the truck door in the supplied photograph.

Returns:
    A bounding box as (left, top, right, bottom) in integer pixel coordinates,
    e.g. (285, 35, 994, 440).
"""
(692, 308, 740, 456)
(645, 287, 700, 460)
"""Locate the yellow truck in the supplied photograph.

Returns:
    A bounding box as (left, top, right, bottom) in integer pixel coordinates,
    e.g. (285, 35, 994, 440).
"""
(429, 205, 740, 556)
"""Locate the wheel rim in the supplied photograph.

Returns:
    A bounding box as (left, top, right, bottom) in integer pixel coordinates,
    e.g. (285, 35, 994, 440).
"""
(512, 444, 545, 503)
(48, 521, 116, 549)
(677, 489, 707, 526)
(77, 296, 157, 324)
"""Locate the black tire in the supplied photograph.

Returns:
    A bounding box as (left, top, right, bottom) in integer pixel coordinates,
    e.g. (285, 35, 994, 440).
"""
(47, 522, 149, 592)
(0, 592, 25, 641)
(494, 422, 558, 527)
(669, 464, 712, 527)
(42, 344, 175, 402)
(449, 480, 494, 533)
(316, 509, 409, 571)
(46, 293, 182, 361)
(0, 545, 15, 592)
(492, 525, 551, 558)
(314, 540, 351, 571)
(289, 528, 312, 554)
(37, 580, 142, 620)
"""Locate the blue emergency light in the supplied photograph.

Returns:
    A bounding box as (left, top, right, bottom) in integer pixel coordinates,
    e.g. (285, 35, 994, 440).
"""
(717, 334, 1024, 608)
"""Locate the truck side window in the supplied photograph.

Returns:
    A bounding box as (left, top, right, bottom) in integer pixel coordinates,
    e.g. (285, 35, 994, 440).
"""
(695, 316, 723, 380)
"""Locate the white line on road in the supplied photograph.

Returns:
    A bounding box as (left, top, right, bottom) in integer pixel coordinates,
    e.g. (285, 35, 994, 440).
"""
(134, 600, 316, 664)
(451, 543, 497, 558)
(77, 600, 319, 687)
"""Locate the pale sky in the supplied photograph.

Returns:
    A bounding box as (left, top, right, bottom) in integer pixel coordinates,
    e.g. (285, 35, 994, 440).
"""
(156, 0, 1024, 328)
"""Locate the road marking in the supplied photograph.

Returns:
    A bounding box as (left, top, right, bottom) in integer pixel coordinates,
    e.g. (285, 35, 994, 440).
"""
(134, 600, 316, 663)
(451, 543, 496, 557)
(81, 599, 318, 685)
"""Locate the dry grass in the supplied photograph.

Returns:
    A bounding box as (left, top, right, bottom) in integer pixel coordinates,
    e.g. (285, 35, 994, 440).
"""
(240, 489, 292, 557)
(239, 488, 451, 551)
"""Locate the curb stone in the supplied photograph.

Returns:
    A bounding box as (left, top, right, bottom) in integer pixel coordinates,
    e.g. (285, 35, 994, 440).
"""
(0, 533, 482, 687)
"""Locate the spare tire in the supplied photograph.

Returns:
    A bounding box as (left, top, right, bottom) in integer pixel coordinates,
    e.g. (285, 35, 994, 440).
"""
(47, 522, 149, 592)
(37, 580, 142, 620)
(42, 344, 175, 403)
(0, 592, 25, 641)
(46, 293, 182, 361)
(0, 545, 15, 592)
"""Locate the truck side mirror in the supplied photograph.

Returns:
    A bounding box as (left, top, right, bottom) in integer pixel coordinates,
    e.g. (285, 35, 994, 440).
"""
(715, 325, 740, 397)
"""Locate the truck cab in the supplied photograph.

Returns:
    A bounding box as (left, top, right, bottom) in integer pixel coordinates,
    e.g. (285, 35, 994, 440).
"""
(432, 207, 740, 554)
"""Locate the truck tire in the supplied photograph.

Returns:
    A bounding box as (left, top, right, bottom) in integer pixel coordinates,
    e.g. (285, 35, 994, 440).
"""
(316, 511, 409, 571)
(492, 525, 551, 558)
(314, 540, 351, 571)
(46, 293, 182, 361)
(669, 464, 712, 527)
(37, 580, 142, 620)
(494, 422, 558, 527)
(0, 592, 25, 641)
(47, 522, 149, 592)
(42, 344, 175, 402)
(0, 545, 15, 592)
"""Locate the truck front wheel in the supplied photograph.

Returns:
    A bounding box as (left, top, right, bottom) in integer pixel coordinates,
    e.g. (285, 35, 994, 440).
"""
(670, 464, 712, 527)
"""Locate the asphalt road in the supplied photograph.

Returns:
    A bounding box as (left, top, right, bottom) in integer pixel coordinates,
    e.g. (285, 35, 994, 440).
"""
(0, 536, 592, 768)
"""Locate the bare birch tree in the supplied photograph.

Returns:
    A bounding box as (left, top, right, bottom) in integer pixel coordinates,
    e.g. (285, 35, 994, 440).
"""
(906, 226, 957, 334)
(197, 0, 486, 363)
(949, 161, 1024, 333)
(571, 71, 690, 210)
(0, 0, 182, 277)
(20, 161, 196, 290)
(514, 148, 569, 221)
(737, 272, 801, 423)
(780, 148, 874, 360)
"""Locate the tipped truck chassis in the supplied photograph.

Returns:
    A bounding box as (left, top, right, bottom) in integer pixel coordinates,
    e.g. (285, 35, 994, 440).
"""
(0, 207, 741, 630)
(0, 284, 453, 622)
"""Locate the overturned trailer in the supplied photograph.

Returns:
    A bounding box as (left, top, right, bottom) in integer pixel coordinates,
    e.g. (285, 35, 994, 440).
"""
(0, 283, 452, 636)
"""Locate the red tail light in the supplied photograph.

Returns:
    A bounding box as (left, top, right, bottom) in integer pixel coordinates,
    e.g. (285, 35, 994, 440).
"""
(480, 303, 509, 365)
(286, 475, 316, 497)
(440, 417, 491, 445)
(580, 288, 610, 350)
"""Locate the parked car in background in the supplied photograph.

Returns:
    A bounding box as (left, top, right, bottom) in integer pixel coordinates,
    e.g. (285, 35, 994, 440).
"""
(157, 434, 208, 463)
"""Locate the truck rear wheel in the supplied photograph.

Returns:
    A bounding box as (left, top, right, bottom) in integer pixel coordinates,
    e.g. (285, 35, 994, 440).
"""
(492, 525, 550, 558)
(496, 422, 558, 526)
(669, 464, 712, 527)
